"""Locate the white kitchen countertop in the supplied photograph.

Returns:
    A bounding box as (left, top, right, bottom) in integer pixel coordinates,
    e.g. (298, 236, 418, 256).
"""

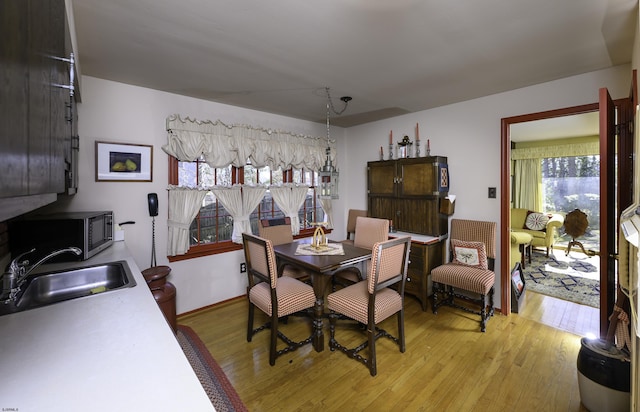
(388, 231, 447, 245)
(0, 242, 215, 412)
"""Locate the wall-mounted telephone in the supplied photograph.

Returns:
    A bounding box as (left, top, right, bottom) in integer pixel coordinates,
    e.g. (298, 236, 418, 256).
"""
(148, 193, 158, 217)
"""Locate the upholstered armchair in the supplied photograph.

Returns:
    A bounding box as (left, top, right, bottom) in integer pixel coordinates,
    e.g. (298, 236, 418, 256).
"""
(510, 208, 564, 257)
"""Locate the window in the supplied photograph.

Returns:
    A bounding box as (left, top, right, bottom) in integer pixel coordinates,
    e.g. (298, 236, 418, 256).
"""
(168, 156, 325, 260)
(541, 155, 600, 249)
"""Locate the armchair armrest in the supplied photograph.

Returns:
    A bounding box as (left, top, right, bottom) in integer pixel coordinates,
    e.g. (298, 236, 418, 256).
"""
(544, 213, 565, 245)
(547, 213, 565, 229)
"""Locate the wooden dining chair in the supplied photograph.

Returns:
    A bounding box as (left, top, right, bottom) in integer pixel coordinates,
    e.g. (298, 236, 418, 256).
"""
(333, 216, 390, 289)
(242, 233, 316, 366)
(327, 236, 411, 376)
(431, 219, 497, 332)
(341, 209, 368, 245)
(258, 217, 310, 282)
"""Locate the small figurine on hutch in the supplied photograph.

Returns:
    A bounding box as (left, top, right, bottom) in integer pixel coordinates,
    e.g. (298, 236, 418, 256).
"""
(398, 135, 413, 158)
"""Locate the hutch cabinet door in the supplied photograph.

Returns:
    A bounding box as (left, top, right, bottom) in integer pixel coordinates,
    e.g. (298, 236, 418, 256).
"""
(395, 198, 448, 236)
(398, 158, 439, 196)
(367, 161, 397, 196)
(368, 196, 395, 224)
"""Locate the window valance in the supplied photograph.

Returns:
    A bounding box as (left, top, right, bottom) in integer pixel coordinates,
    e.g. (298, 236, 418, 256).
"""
(511, 141, 599, 160)
(163, 114, 335, 171)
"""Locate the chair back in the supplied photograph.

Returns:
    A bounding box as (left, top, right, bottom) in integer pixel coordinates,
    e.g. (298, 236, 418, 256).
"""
(353, 216, 389, 250)
(367, 236, 411, 294)
(449, 219, 497, 259)
(258, 217, 293, 246)
(242, 233, 278, 288)
(345, 209, 367, 240)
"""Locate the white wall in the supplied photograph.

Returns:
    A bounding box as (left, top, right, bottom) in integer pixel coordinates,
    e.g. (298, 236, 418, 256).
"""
(52, 64, 631, 315)
(342, 64, 631, 303)
(49, 76, 340, 314)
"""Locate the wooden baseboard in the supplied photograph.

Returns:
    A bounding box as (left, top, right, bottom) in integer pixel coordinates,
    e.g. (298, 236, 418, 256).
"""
(178, 295, 246, 319)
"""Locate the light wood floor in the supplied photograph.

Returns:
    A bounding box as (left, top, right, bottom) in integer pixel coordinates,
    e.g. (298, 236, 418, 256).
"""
(518, 290, 599, 338)
(179, 294, 589, 412)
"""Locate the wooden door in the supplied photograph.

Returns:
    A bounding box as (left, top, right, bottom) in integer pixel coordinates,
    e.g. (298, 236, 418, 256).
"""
(598, 77, 636, 337)
(599, 87, 617, 337)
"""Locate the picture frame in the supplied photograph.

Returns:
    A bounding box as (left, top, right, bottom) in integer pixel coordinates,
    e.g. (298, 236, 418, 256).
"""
(95, 141, 153, 182)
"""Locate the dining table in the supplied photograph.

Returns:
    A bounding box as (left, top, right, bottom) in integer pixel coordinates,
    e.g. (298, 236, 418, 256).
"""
(272, 239, 372, 352)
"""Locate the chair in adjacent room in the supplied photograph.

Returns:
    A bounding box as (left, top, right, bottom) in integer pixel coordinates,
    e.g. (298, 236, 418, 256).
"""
(510, 208, 564, 257)
(327, 236, 411, 376)
(258, 217, 309, 282)
(333, 216, 390, 288)
(242, 233, 316, 366)
(341, 209, 368, 245)
(431, 219, 497, 332)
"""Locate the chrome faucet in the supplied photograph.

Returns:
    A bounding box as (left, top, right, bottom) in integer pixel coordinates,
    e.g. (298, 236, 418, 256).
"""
(1, 247, 83, 303)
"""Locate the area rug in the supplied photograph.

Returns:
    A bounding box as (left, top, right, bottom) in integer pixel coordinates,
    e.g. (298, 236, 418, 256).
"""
(176, 325, 248, 412)
(521, 249, 600, 308)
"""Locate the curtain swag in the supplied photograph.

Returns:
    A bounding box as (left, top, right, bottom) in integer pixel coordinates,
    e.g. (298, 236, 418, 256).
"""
(511, 141, 599, 160)
(163, 114, 336, 171)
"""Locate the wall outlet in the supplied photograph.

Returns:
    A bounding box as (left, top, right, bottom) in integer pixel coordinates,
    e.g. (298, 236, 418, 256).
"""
(488, 187, 497, 198)
(240, 262, 246, 273)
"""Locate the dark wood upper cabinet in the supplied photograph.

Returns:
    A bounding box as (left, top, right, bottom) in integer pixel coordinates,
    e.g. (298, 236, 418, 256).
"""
(367, 156, 449, 236)
(0, 0, 79, 221)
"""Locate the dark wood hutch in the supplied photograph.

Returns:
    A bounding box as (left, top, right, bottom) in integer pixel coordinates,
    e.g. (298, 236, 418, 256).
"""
(367, 156, 450, 310)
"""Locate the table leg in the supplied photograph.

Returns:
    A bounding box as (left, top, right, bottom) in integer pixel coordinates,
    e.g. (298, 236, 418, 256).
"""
(310, 274, 331, 352)
(519, 243, 532, 269)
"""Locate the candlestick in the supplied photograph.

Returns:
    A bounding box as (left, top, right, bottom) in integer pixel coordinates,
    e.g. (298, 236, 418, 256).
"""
(379, 146, 384, 161)
(427, 139, 431, 156)
(388, 143, 394, 160)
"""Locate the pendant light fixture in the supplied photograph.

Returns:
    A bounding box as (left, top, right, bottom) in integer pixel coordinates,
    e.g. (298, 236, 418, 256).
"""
(318, 87, 351, 199)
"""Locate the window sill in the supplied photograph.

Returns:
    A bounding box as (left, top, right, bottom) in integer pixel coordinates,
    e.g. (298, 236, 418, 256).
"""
(167, 228, 332, 262)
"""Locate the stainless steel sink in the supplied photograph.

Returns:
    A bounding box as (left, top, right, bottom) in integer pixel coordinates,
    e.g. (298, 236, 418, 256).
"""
(0, 261, 136, 315)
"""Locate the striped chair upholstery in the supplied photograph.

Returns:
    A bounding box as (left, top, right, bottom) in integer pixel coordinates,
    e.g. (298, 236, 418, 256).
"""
(431, 219, 497, 332)
(242, 233, 316, 366)
(333, 216, 390, 288)
(258, 217, 310, 282)
(327, 236, 411, 376)
(341, 209, 368, 245)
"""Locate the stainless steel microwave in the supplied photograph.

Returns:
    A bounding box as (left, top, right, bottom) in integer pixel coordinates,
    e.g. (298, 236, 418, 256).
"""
(9, 211, 114, 262)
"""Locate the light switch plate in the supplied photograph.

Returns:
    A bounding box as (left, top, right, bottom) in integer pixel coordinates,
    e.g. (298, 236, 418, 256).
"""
(488, 187, 496, 198)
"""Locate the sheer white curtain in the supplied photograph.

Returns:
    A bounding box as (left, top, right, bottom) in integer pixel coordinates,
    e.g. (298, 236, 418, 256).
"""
(210, 185, 267, 243)
(167, 186, 207, 256)
(318, 198, 334, 229)
(270, 184, 309, 235)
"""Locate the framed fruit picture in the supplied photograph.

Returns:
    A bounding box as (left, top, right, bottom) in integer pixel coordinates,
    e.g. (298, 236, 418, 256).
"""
(95, 141, 153, 182)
